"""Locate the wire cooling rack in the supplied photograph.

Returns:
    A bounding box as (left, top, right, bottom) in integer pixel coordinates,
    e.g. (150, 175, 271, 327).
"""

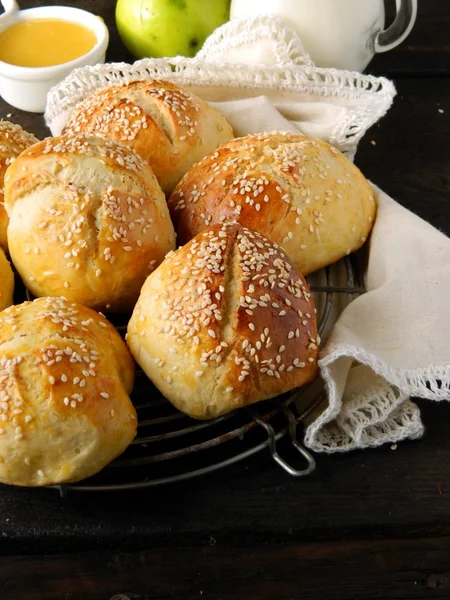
(34, 254, 365, 495)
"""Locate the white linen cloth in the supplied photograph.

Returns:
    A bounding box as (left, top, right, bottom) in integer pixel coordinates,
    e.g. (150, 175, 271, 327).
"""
(44, 16, 450, 452)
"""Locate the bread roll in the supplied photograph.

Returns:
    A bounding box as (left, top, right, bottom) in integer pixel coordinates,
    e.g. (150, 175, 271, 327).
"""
(0, 296, 136, 486)
(127, 223, 318, 419)
(4, 133, 176, 312)
(0, 121, 39, 251)
(168, 132, 376, 276)
(0, 247, 14, 311)
(62, 80, 234, 194)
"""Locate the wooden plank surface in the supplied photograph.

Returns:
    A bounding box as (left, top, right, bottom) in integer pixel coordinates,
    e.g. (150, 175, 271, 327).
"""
(1, 399, 450, 555)
(3, 536, 450, 600)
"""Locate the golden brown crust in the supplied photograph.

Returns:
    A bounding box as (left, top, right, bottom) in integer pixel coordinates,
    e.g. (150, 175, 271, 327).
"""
(62, 80, 234, 194)
(0, 121, 39, 252)
(0, 247, 14, 312)
(4, 133, 176, 312)
(0, 296, 136, 486)
(168, 131, 377, 275)
(127, 223, 318, 419)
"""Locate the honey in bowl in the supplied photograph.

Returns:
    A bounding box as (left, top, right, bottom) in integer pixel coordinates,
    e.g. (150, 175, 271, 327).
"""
(0, 18, 97, 68)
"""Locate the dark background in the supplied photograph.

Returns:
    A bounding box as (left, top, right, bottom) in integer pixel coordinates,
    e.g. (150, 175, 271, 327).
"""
(0, 1, 449, 599)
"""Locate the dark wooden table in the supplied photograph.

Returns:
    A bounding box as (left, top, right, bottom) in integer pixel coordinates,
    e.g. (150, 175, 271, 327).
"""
(0, 2, 449, 599)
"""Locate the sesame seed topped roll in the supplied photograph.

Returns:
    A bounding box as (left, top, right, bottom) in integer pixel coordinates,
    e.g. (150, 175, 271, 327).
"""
(4, 133, 176, 312)
(168, 131, 377, 276)
(62, 80, 234, 194)
(127, 223, 319, 420)
(0, 297, 136, 487)
(0, 121, 39, 252)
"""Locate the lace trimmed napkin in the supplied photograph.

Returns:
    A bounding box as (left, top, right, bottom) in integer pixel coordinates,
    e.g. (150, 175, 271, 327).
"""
(44, 16, 450, 453)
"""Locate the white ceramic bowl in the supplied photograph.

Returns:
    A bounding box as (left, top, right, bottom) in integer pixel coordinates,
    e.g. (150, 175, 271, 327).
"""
(0, 5, 109, 113)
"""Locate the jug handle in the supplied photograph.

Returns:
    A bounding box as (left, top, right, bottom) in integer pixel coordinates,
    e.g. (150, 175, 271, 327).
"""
(371, 0, 418, 54)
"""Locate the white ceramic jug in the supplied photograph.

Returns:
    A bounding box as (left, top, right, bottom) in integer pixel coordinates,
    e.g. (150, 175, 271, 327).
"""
(230, 0, 418, 72)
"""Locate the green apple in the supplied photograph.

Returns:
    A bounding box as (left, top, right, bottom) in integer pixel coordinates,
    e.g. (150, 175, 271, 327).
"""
(115, 0, 231, 59)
